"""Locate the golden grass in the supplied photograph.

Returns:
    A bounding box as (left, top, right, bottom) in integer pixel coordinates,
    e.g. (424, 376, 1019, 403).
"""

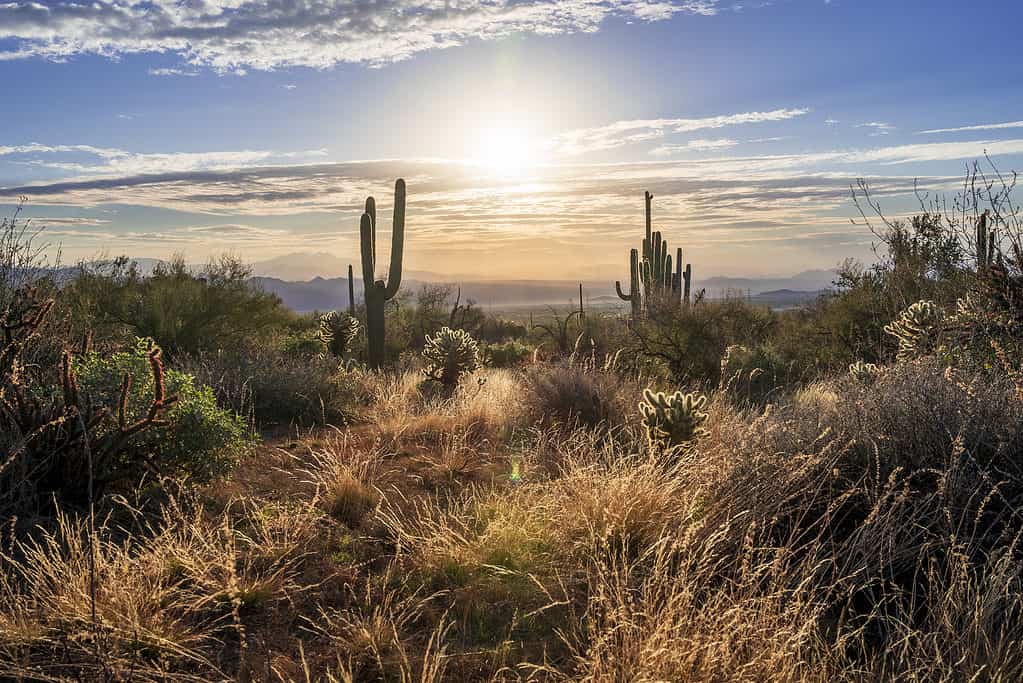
(3, 362, 1023, 680)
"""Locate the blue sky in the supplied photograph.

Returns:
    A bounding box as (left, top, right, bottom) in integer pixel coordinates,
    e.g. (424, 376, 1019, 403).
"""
(2, 0, 1023, 279)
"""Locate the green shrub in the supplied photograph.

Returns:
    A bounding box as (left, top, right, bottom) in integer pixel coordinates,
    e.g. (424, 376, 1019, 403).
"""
(718, 344, 791, 406)
(485, 340, 532, 368)
(74, 338, 252, 481)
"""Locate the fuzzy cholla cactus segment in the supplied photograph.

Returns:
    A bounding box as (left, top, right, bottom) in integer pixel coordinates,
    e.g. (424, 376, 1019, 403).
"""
(423, 326, 481, 387)
(319, 311, 361, 358)
(639, 388, 709, 448)
(848, 360, 883, 383)
(884, 300, 943, 361)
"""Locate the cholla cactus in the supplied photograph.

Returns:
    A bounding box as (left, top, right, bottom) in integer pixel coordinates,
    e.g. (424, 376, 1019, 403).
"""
(884, 300, 943, 361)
(423, 326, 481, 389)
(639, 388, 709, 449)
(319, 311, 361, 358)
(848, 360, 883, 383)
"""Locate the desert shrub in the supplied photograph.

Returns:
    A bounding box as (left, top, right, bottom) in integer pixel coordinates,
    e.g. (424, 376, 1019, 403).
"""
(178, 346, 367, 427)
(484, 340, 532, 368)
(73, 338, 252, 482)
(718, 343, 793, 406)
(521, 363, 638, 430)
(627, 297, 776, 385)
(61, 254, 295, 356)
(1, 292, 188, 513)
(422, 326, 481, 389)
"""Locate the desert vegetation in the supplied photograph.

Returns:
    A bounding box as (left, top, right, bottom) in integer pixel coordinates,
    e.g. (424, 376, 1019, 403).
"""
(3, 164, 1023, 681)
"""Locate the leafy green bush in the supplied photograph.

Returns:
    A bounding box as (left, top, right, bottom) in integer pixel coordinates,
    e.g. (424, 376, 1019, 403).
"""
(718, 343, 792, 406)
(74, 338, 252, 481)
(485, 340, 532, 368)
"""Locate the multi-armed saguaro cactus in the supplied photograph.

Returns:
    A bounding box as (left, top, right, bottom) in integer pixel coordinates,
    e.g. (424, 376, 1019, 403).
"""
(639, 388, 709, 449)
(616, 248, 643, 322)
(633, 191, 693, 312)
(359, 179, 406, 369)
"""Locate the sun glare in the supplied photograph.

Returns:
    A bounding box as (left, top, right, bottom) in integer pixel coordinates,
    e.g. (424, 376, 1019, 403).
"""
(474, 126, 534, 176)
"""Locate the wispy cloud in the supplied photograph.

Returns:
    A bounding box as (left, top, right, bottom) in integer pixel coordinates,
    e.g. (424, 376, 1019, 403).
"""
(548, 108, 810, 156)
(856, 121, 895, 136)
(918, 120, 1023, 135)
(651, 135, 789, 156)
(147, 68, 199, 77)
(0, 0, 723, 72)
(0, 143, 328, 177)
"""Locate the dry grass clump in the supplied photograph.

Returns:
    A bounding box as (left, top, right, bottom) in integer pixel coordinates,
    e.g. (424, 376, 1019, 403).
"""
(521, 363, 642, 431)
(369, 368, 525, 461)
(0, 492, 325, 680)
(296, 432, 387, 529)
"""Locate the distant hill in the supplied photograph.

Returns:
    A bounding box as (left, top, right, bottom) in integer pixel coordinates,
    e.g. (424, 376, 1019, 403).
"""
(251, 273, 836, 313)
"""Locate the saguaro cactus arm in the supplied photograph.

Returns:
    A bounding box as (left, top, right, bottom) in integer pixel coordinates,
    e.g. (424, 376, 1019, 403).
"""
(360, 213, 376, 287)
(383, 178, 406, 299)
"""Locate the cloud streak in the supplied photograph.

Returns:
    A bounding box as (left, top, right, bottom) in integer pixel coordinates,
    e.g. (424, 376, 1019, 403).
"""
(547, 108, 810, 156)
(918, 120, 1023, 135)
(0, 0, 719, 71)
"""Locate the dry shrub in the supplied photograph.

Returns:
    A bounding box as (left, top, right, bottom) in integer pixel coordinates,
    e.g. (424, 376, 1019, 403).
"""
(521, 363, 641, 431)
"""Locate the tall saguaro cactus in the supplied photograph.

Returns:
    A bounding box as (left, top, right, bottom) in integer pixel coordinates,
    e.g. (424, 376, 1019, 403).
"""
(616, 248, 642, 321)
(347, 263, 356, 315)
(976, 210, 996, 272)
(360, 178, 406, 369)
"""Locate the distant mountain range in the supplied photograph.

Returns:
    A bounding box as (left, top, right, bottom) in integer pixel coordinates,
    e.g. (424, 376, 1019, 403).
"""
(60, 254, 838, 312)
(251, 272, 837, 312)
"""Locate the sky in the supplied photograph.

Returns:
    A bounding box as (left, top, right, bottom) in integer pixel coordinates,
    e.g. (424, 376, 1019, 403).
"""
(2, 0, 1023, 280)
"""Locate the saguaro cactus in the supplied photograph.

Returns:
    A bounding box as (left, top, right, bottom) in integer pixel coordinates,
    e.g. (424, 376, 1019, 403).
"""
(616, 248, 642, 321)
(360, 178, 406, 369)
(636, 191, 694, 311)
(347, 263, 356, 315)
(976, 210, 996, 272)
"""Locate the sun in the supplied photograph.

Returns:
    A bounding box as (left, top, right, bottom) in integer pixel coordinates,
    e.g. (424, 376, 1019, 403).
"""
(474, 126, 534, 176)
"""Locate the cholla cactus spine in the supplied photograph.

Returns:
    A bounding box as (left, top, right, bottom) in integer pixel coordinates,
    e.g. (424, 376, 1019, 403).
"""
(848, 360, 883, 383)
(423, 326, 481, 388)
(319, 310, 361, 358)
(884, 300, 943, 361)
(639, 388, 709, 448)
